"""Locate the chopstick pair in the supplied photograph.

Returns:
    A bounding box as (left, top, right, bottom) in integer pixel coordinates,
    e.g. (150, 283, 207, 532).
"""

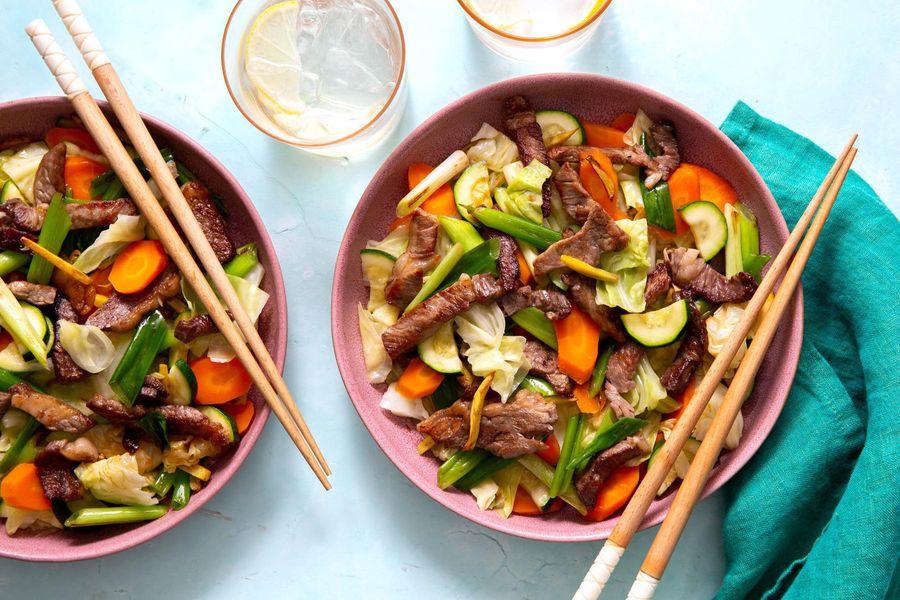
(25, 0, 331, 488)
(574, 137, 859, 600)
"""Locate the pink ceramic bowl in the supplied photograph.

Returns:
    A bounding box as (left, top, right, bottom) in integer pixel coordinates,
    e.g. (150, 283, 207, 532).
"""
(332, 74, 803, 542)
(0, 97, 287, 561)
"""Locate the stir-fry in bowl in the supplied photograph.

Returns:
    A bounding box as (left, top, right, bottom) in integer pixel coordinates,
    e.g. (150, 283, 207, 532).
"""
(334, 74, 802, 541)
(0, 97, 286, 561)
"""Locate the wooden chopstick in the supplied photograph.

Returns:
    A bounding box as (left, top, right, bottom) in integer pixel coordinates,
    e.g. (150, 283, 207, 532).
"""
(50, 0, 331, 479)
(25, 19, 331, 489)
(627, 146, 858, 599)
(573, 135, 859, 600)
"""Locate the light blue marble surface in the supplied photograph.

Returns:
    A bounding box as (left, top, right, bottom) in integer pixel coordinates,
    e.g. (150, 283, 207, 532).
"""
(0, 1, 896, 598)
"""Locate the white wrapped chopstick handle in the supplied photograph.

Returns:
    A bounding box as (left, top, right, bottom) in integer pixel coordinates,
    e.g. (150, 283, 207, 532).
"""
(573, 541, 625, 600)
(626, 571, 660, 600)
(53, 0, 110, 70)
(25, 19, 87, 99)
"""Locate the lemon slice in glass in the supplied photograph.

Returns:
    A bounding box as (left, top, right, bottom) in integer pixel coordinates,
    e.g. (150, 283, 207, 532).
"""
(243, 1, 306, 115)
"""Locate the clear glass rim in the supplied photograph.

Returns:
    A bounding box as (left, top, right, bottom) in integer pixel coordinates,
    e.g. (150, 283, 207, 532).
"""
(456, 0, 612, 43)
(220, 0, 407, 149)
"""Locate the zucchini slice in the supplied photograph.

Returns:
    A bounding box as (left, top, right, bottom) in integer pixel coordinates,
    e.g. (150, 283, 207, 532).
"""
(360, 248, 400, 326)
(453, 162, 492, 223)
(166, 358, 197, 405)
(679, 201, 727, 260)
(535, 110, 585, 146)
(198, 406, 238, 443)
(622, 300, 689, 347)
(417, 321, 463, 374)
(0, 180, 17, 202)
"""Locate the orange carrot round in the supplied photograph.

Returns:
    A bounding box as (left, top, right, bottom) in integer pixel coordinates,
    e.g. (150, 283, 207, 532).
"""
(667, 376, 697, 421)
(609, 113, 637, 132)
(583, 122, 627, 148)
(407, 163, 459, 217)
(46, 127, 101, 154)
(554, 306, 601, 384)
(192, 357, 253, 405)
(109, 240, 169, 294)
(222, 399, 255, 434)
(584, 465, 640, 521)
(0, 463, 51, 511)
(536, 434, 561, 466)
(396, 357, 444, 399)
(579, 150, 627, 220)
(512, 488, 564, 515)
(64, 155, 108, 200)
(677, 164, 738, 211)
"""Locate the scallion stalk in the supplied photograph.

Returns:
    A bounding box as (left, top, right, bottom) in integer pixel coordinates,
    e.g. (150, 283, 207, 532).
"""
(549, 413, 582, 499)
(0, 279, 49, 367)
(27, 193, 72, 285)
(588, 340, 615, 398)
(518, 376, 556, 397)
(437, 449, 487, 489)
(223, 243, 259, 278)
(510, 307, 558, 350)
(438, 216, 484, 252)
(438, 239, 499, 290)
(0, 251, 29, 277)
(473, 208, 561, 250)
(404, 242, 465, 313)
(109, 311, 170, 406)
(518, 453, 586, 515)
(454, 455, 513, 490)
(171, 469, 191, 510)
(101, 177, 125, 201)
(152, 470, 176, 497)
(0, 418, 39, 477)
(65, 505, 169, 527)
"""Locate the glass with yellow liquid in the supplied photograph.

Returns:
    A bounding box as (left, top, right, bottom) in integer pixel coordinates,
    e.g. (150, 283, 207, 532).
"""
(457, 0, 612, 61)
(222, 0, 406, 156)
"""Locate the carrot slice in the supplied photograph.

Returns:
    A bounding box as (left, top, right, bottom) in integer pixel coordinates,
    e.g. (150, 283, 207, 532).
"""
(108, 240, 170, 294)
(513, 488, 564, 515)
(610, 113, 636, 132)
(396, 357, 444, 399)
(388, 214, 412, 232)
(192, 357, 253, 405)
(583, 122, 627, 148)
(516, 248, 533, 285)
(407, 163, 459, 217)
(554, 306, 601, 384)
(667, 375, 697, 421)
(536, 434, 561, 466)
(64, 155, 108, 200)
(584, 465, 640, 521)
(665, 165, 701, 235)
(46, 127, 101, 154)
(579, 150, 627, 220)
(0, 463, 51, 511)
(574, 381, 601, 414)
(677, 164, 738, 212)
(222, 399, 255, 434)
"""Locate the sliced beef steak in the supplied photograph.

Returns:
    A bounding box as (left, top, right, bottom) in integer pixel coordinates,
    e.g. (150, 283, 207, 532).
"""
(499, 285, 571, 321)
(603, 341, 644, 418)
(660, 300, 707, 394)
(158, 405, 234, 447)
(10, 383, 94, 433)
(87, 394, 148, 422)
(552, 162, 598, 224)
(417, 389, 557, 458)
(666, 248, 757, 303)
(35, 440, 85, 502)
(384, 209, 440, 308)
(52, 297, 89, 384)
(644, 262, 672, 305)
(563, 273, 626, 341)
(8, 280, 57, 306)
(32, 142, 66, 206)
(86, 268, 180, 332)
(504, 95, 551, 216)
(644, 122, 680, 189)
(181, 181, 236, 263)
(174, 314, 218, 343)
(484, 228, 520, 293)
(522, 340, 572, 395)
(533, 205, 628, 279)
(52, 269, 96, 320)
(0, 198, 138, 231)
(575, 436, 649, 507)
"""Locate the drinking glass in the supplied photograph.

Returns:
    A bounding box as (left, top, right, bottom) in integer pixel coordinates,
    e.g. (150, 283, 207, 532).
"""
(222, 0, 406, 157)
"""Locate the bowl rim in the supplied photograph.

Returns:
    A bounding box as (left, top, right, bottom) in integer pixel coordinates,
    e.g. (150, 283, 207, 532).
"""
(331, 73, 803, 542)
(0, 96, 288, 561)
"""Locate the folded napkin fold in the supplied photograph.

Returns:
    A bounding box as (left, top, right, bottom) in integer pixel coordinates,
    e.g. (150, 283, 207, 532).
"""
(713, 102, 900, 599)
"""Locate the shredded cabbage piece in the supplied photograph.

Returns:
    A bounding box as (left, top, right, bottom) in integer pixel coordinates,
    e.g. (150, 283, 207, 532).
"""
(595, 218, 650, 313)
(73, 215, 146, 273)
(58, 321, 116, 373)
(706, 303, 749, 378)
(625, 410, 660, 466)
(471, 477, 501, 511)
(0, 142, 48, 203)
(357, 303, 392, 384)
(74, 453, 158, 506)
(380, 382, 429, 420)
(455, 303, 529, 402)
(693, 381, 744, 450)
(656, 418, 700, 495)
(624, 109, 654, 147)
(466, 123, 519, 171)
(494, 159, 552, 225)
(625, 355, 668, 415)
(0, 503, 62, 535)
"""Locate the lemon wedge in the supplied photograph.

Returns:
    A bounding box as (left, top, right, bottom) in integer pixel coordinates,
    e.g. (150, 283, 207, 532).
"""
(243, 0, 306, 115)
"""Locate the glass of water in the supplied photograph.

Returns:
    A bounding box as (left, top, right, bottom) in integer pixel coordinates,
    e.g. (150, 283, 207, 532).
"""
(222, 0, 406, 156)
(457, 0, 612, 62)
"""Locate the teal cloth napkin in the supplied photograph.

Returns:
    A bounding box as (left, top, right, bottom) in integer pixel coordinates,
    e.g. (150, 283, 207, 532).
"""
(713, 102, 900, 599)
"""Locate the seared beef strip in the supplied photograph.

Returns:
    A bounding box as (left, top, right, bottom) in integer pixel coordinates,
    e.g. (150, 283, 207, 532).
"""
(0, 392, 9, 419)
(122, 427, 142, 454)
(0, 198, 137, 231)
(158, 405, 234, 447)
(138, 375, 169, 405)
(57, 436, 99, 463)
(381, 273, 504, 359)
(417, 389, 557, 458)
(562, 273, 626, 341)
(86, 268, 180, 332)
(0, 225, 37, 251)
(10, 383, 94, 433)
(644, 122, 681, 189)
(484, 229, 520, 293)
(35, 440, 85, 502)
(547, 145, 581, 167)
(666, 248, 757, 303)
(644, 262, 672, 305)
(385, 209, 440, 308)
(181, 181, 236, 263)
(504, 95, 552, 217)
(8, 280, 57, 306)
(552, 162, 598, 224)
(533, 205, 628, 279)
(52, 297, 89, 384)
(86, 394, 148, 422)
(499, 285, 571, 321)
(522, 340, 573, 395)
(660, 300, 707, 394)
(174, 314, 218, 343)
(603, 341, 644, 418)
(52, 269, 96, 320)
(598, 145, 652, 168)
(33, 142, 66, 206)
(575, 436, 649, 507)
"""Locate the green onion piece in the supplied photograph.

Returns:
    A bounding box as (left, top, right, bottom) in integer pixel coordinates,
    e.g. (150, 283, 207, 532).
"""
(473, 208, 562, 250)
(153, 470, 177, 497)
(640, 179, 675, 233)
(431, 377, 461, 410)
(27, 193, 72, 284)
(0, 366, 27, 391)
(89, 170, 116, 199)
(404, 242, 465, 314)
(510, 307, 558, 350)
(549, 413, 583, 499)
(588, 340, 616, 398)
(0, 418, 39, 477)
(437, 449, 488, 489)
(65, 505, 169, 527)
(223, 243, 259, 278)
(101, 177, 125, 201)
(519, 375, 556, 397)
(438, 239, 499, 291)
(518, 453, 586, 515)
(0, 251, 29, 277)
(455, 454, 513, 490)
(646, 437, 667, 470)
(139, 412, 169, 449)
(171, 470, 191, 510)
(109, 311, 170, 406)
(438, 216, 484, 252)
(694, 299, 717, 318)
(0, 279, 49, 367)
(640, 132, 656, 158)
(743, 254, 770, 282)
(175, 161, 196, 184)
(568, 417, 647, 471)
